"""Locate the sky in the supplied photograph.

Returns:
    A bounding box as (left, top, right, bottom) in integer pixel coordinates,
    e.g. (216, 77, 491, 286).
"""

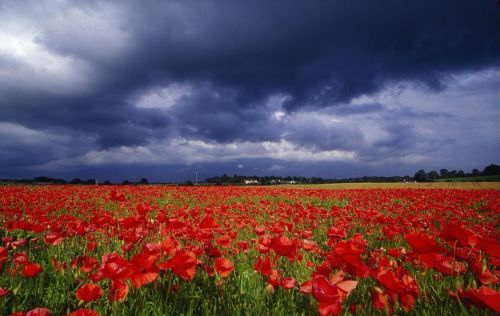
(0, 0, 499, 182)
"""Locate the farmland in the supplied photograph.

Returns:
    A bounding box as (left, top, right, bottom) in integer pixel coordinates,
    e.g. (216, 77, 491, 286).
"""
(0, 185, 499, 315)
(280, 182, 500, 190)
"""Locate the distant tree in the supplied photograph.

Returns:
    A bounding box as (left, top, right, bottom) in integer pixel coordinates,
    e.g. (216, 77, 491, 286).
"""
(185, 180, 194, 186)
(103, 180, 112, 185)
(33, 176, 66, 184)
(414, 170, 429, 182)
(472, 169, 481, 176)
(70, 178, 82, 184)
(122, 180, 130, 185)
(483, 164, 500, 176)
(457, 170, 465, 177)
(428, 170, 439, 180)
(140, 178, 149, 184)
(34, 176, 51, 183)
(439, 169, 449, 178)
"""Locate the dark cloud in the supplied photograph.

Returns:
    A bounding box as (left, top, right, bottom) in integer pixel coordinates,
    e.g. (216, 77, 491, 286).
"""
(0, 0, 499, 179)
(118, 0, 500, 109)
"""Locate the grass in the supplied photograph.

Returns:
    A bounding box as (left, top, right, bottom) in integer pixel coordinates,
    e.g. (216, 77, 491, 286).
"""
(434, 175, 500, 182)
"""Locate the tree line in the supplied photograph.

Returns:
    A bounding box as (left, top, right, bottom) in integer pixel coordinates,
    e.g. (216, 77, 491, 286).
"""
(1, 164, 498, 185)
(203, 174, 416, 185)
(414, 164, 500, 182)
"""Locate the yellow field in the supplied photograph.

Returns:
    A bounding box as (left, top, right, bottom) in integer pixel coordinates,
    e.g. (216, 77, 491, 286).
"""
(280, 182, 500, 190)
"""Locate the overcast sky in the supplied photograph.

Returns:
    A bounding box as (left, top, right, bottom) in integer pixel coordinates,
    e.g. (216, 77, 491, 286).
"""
(0, 0, 499, 182)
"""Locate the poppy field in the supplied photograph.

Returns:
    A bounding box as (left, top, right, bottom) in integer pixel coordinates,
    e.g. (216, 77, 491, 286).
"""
(0, 185, 499, 316)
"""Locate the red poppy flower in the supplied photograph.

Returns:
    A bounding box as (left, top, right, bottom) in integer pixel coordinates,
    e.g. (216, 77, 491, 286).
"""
(22, 263, 43, 278)
(376, 269, 405, 293)
(43, 233, 64, 246)
(300, 280, 312, 294)
(477, 286, 500, 312)
(160, 237, 181, 256)
(336, 280, 358, 302)
(236, 241, 250, 253)
(452, 286, 500, 313)
(267, 269, 281, 287)
(78, 256, 98, 273)
(13, 252, 28, 266)
(76, 284, 103, 302)
(26, 308, 51, 316)
(0, 287, 9, 297)
(476, 236, 500, 258)
(440, 223, 473, 247)
(301, 239, 318, 252)
(67, 309, 100, 316)
(478, 270, 499, 285)
(109, 280, 128, 302)
(136, 203, 152, 216)
(342, 255, 370, 278)
(405, 232, 446, 254)
(254, 256, 273, 276)
(281, 277, 296, 289)
(214, 258, 234, 278)
(159, 250, 197, 280)
(86, 242, 97, 252)
(371, 289, 393, 314)
(399, 292, 416, 312)
(0, 247, 8, 264)
(318, 301, 342, 316)
(215, 235, 232, 249)
(312, 275, 339, 304)
(88, 271, 104, 282)
(200, 214, 219, 229)
(432, 254, 466, 276)
(333, 240, 365, 256)
(143, 243, 162, 255)
(130, 252, 160, 288)
(270, 235, 298, 260)
(101, 253, 132, 280)
(254, 226, 265, 236)
(11, 238, 29, 248)
(204, 242, 222, 258)
(132, 271, 159, 288)
(110, 191, 125, 202)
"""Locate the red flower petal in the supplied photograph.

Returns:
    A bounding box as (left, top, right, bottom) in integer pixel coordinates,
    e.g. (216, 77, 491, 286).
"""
(109, 280, 128, 302)
(405, 232, 446, 254)
(67, 309, 100, 316)
(22, 263, 43, 278)
(281, 277, 296, 289)
(312, 275, 339, 305)
(214, 258, 234, 278)
(300, 280, 312, 294)
(26, 308, 51, 316)
(159, 250, 197, 280)
(75, 284, 103, 302)
(0, 287, 9, 297)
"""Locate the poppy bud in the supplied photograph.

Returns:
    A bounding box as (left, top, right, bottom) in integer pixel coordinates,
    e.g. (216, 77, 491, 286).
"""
(265, 283, 275, 294)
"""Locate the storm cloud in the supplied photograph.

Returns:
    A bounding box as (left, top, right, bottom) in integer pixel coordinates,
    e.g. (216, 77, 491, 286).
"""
(0, 0, 499, 181)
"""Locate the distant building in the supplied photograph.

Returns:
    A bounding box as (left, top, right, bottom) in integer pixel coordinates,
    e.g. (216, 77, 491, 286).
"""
(277, 180, 297, 184)
(243, 179, 259, 185)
